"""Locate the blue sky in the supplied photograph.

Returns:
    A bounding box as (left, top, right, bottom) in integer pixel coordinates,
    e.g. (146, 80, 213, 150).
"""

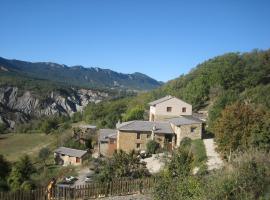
(0, 0, 270, 81)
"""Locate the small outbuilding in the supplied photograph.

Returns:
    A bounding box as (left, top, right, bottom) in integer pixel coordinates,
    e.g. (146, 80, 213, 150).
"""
(54, 147, 88, 166)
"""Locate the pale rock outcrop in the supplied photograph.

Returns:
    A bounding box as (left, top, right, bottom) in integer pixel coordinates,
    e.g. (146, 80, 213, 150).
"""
(0, 86, 108, 128)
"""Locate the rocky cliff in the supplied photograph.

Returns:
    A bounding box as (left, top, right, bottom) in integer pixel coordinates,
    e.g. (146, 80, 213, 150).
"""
(0, 86, 108, 128)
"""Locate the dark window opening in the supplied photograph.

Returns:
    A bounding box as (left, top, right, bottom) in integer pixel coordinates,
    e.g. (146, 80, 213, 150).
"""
(76, 157, 80, 163)
(137, 133, 140, 139)
(167, 107, 172, 112)
(165, 135, 173, 143)
(191, 127, 196, 133)
(182, 107, 186, 112)
(136, 143, 141, 149)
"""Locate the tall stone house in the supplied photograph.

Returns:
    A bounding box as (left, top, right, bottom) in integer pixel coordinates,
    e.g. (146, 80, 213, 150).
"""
(99, 95, 203, 156)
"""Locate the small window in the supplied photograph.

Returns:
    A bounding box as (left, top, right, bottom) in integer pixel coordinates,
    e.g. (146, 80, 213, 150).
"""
(147, 134, 150, 138)
(182, 107, 186, 113)
(137, 133, 140, 139)
(61, 154, 65, 156)
(167, 107, 172, 112)
(76, 157, 80, 163)
(136, 143, 141, 149)
(191, 127, 196, 133)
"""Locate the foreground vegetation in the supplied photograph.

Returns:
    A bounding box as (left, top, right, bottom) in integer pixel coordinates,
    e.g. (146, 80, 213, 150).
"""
(154, 146, 270, 200)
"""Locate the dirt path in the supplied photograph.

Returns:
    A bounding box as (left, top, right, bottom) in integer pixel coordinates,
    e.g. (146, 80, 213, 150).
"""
(142, 153, 165, 174)
(203, 139, 223, 170)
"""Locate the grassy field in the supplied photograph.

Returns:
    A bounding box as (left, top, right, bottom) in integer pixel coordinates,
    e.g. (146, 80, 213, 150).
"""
(0, 133, 56, 161)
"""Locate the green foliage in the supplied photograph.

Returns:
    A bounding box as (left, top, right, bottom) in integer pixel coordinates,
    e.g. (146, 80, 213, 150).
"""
(0, 123, 7, 134)
(146, 140, 160, 154)
(83, 99, 128, 128)
(64, 139, 87, 150)
(15, 115, 71, 134)
(154, 145, 196, 200)
(8, 155, 36, 191)
(180, 137, 192, 148)
(71, 112, 83, 123)
(0, 155, 11, 191)
(204, 150, 270, 200)
(123, 106, 145, 121)
(94, 150, 150, 182)
(191, 139, 207, 169)
(154, 149, 270, 200)
(38, 147, 50, 165)
(214, 102, 270, 157)
(208, 90, 238, 130)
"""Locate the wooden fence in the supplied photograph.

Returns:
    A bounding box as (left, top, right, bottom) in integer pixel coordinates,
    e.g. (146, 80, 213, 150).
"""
(0, 178, 155, 200)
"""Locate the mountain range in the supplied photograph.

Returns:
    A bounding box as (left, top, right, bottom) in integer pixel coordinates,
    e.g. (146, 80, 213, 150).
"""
(0, 57, 162, 90)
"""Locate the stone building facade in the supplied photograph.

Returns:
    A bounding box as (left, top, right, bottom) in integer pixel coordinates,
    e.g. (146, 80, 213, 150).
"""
(115, 96, 203, 153)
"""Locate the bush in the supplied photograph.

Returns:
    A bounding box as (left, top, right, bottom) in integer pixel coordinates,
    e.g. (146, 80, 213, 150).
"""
(95, 150, 150, 182)
(146, 140, 160, 154)
(180, 137, 192, 148)
(0, 123, 7, 134)
(214, 102, 270, 157)
(204, 150, 270, 200)
(123, 106, 145, 121)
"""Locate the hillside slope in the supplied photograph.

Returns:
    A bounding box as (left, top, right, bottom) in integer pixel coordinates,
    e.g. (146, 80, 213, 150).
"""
(82, 49, 270, 129)
(0, 57, 162, 90)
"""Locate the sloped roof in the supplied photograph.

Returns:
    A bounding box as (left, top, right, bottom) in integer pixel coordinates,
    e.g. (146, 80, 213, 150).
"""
(99, 129, 117, 142)
(165, 115, 203, 126)
(148, 95, 174, 106)
(54, 147, 87, 158)
(117, 120, 174, 134)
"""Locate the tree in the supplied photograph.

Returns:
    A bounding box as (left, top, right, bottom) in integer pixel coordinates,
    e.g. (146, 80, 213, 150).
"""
(95, 150, 150, 182)
(0, 123, 7, 134)
(146, 140, 160, 154)
(0, 155, 10, 191)
(153, 145, 197, 200)
(39, 147, 50, 167)
(213, 102, 270, 157)
(8, 155, 36, 191)
(123, 106, 145, 121)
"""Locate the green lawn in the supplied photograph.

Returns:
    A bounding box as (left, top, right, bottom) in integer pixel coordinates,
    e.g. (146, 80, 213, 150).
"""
(0, 133, 56, 161)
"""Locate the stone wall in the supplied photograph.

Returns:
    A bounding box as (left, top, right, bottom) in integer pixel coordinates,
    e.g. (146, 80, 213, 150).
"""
(117, 131, 152, 152)
(171, 123, 202, 146)
(54, 153, 87, 166)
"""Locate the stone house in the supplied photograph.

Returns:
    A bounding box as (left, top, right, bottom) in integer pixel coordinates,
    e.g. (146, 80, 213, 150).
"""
(116, 121, 175, 152)
(54, 147, 88, 166)
(99, 129, 117, 157)
(115, 96, 203, 153)
(149, 95, 192, 121)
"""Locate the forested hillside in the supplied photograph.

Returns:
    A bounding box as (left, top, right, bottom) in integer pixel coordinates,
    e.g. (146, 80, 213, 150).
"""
(83, 49, 270, 130)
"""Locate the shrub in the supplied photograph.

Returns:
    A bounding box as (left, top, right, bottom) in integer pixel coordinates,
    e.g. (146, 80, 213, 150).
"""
(146, 140, 160, 154)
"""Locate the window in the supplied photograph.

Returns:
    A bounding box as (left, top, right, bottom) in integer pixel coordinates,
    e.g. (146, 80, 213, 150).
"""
(167, 107, 172, 112)
(137, 133, 141, 139)
(76, 157, 80, 163)
(147, 134, 150, 138)
(165, 135, 173, 142)
(182, 107, 186, 113)
(136, 143, 141, 149)
(191, 127, 196, 133)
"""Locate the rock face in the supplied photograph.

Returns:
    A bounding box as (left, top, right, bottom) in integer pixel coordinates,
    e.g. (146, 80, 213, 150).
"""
(0, 86, 108, 128)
